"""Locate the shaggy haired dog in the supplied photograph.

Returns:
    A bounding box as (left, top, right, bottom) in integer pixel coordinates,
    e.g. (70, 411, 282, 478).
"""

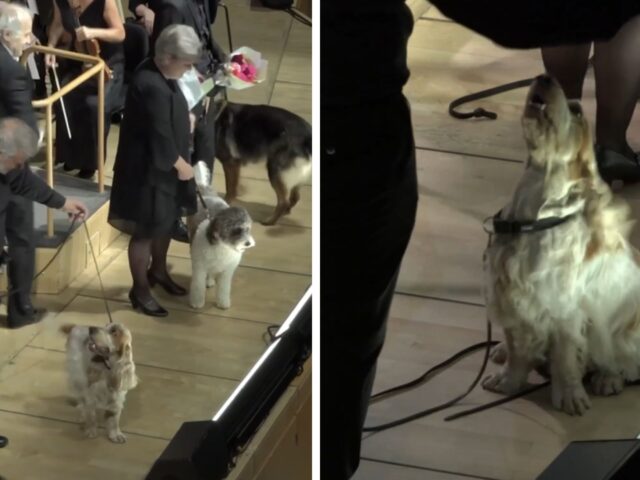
(188, 162, 255, 310)
(60, 323, 138, 442)
(214, 101, 312, 225)
(483, 74, 639, 415)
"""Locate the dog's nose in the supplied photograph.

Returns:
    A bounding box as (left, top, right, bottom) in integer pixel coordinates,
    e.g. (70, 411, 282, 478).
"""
(536, 74, 553, 86)
(245, 241, 252, 247)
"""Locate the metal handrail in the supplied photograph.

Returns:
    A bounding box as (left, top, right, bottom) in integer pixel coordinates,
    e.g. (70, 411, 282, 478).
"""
(20, 45, 106, 237)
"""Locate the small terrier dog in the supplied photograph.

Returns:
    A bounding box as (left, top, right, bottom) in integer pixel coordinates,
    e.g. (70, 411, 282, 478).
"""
(188, 161, 255, 310)
(60, 323, 138, 442)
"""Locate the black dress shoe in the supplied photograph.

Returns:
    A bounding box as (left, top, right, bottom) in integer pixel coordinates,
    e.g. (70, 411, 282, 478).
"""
(172, 218, 190, 244)
(596, 145, 640, 184)
(7, 305, 47, 329)
(148, 271, 188, 296)
(77, 169, 96, 179)
(128, 289, 168, 317)
(0, 435, 7, 448)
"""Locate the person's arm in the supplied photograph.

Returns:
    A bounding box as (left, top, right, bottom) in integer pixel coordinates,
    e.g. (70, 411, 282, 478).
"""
(0, 64, 38, 134)
(44, 0, 66, 67)
(6, 167, 89, 218)
(138, 77, 192, 180)
(75, 0, 125, 43)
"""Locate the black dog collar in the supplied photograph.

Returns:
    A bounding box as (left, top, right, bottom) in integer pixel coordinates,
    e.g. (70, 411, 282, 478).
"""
(484, 209, 575, 235)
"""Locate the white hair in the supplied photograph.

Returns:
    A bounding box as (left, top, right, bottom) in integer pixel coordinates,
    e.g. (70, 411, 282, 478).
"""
(0, 1, 32, 37)
(0, 118, 38, 160)
(154, 24, 202, 64)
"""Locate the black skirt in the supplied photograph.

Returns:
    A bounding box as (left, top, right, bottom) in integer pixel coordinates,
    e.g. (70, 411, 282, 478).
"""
(108, 175, 195, 238)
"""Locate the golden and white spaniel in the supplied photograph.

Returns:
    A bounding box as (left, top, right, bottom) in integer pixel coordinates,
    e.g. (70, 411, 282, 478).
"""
(60, 323, 139, 442)
(482, 74, 640, 415)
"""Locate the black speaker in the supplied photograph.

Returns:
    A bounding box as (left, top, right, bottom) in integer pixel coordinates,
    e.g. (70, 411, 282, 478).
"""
(538, 440, 640, 480)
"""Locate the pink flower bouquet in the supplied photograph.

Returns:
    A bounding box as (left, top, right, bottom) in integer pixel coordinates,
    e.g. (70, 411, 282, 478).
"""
(222, 47, 268, 90)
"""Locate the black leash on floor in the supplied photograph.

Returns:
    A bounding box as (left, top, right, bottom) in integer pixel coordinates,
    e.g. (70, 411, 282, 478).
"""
(82, 220, 113, 324)
(449, 78, 535, 120)
(363, 319, 550, 433)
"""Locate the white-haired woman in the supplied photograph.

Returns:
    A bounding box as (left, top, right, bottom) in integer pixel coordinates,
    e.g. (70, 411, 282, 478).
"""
(108, 24, 200, 317)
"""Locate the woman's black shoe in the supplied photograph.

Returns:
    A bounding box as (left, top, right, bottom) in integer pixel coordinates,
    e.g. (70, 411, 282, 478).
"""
(0, 435, 7, 448)
(128, 289, 168, 317)
(148, 271, 188, 296)
(77, 169, 96, 179)
(63, 163, 74, 172)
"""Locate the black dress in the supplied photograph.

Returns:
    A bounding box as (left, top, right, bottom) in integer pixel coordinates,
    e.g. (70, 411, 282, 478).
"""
(54, 0, 124, 173)
(108, 58, 196, 238)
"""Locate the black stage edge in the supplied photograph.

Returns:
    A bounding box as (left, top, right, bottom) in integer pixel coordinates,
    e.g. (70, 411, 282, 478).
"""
(31, 167, 111, 248)
(146, 287, 312, 480)
(538, 440, 640, 479)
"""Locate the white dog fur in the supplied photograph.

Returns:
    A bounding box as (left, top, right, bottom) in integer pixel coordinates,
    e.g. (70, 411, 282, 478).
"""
(483, 74, 640, 415)
(60, 323, 138, 442)
(188, 161, 255, 310)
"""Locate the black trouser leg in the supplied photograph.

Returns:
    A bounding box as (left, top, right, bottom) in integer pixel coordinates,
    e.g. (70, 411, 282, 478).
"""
(6, 194, 36, 323)
(320, 94, 418, 479)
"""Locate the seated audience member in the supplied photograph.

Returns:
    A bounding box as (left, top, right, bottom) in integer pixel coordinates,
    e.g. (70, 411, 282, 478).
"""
(108, 24, 199, 317)
(45, 0, 124, 179)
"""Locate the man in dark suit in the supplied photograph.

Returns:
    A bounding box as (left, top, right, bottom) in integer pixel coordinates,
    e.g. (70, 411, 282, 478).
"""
(0, 2, 87, 328)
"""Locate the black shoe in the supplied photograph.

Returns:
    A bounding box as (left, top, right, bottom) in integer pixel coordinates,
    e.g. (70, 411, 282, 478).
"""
(63, 163, 75, 172)
(596, 145, 640, 184)
(148, 271, 188, 296)
(0, 435, 7, 448)
(172, 218, 190, 244)
(128, 289, 168, 317)
(77, 169, 96, 179)
(7, 306, 47, 329)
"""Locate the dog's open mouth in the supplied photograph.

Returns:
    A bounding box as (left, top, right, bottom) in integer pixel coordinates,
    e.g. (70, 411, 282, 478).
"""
(528, 93, 546, 111)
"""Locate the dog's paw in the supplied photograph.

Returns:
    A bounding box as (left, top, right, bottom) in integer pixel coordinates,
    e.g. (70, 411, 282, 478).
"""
(108, 431, 127, 444)
(590, 372, 624, 396)
(490, 342, 508, 365)
(216, 298, 231, 310)
(206, 276, 216, 288)
(84, 427, 98, 439)
(552, 384, 591, 415)
(189, 294, 206, 309)
(481, 371, 523, 395)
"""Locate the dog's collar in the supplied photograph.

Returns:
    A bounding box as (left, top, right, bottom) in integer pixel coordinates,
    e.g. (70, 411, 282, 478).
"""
(91, 354, 112, 370)
(484, 209, 576, 235)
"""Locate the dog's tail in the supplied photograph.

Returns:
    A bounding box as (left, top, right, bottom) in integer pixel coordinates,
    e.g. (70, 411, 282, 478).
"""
(194, 161, 211, 190)
(59, 323, 75, 336)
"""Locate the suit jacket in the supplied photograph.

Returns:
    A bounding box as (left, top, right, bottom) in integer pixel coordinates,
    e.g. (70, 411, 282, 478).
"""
(112, 57, 193, 198)
(0, 45, 37, 133)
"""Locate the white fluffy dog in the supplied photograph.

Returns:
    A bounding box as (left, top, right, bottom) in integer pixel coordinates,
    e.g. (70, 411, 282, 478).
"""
(483, 74, 640, 416)
(188, 161, 255, 310)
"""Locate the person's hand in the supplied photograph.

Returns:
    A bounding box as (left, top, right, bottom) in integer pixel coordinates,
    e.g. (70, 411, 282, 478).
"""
(44, 52, 57, 68)
(140, 9, 155, 36)
(75, 26, 94, 42)
(189, 113, 196, 134)
(61, 198, 89, 220)
(177, 162, 194, 181)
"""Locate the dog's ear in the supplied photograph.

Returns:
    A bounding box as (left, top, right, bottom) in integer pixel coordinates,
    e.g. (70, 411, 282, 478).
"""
(59, 324, 75, 336)
(109, 359, 139, 392)
(206, 218, 220, 244)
